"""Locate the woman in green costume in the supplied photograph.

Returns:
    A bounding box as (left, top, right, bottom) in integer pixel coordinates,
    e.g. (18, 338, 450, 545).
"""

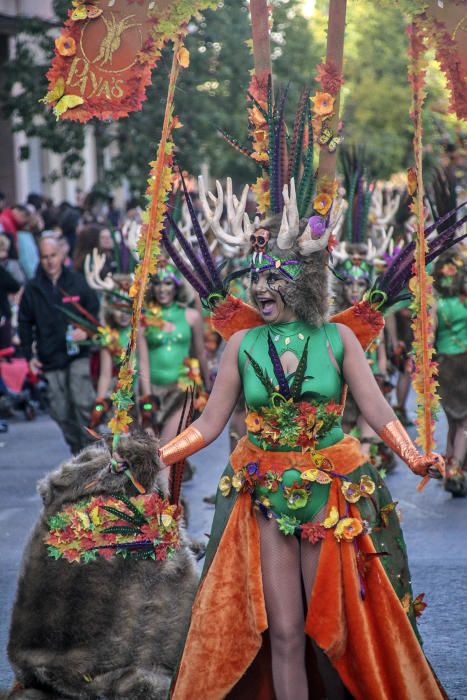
(159, 178, 446, 700)
(138, 259, 210, 446)
(433, 247, 467, 496)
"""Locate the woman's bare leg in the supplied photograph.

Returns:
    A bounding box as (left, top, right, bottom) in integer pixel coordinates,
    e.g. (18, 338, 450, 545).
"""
(256, 514, 308, 700)
(301, 508, 349, 700)
(453, 417, 467, 466)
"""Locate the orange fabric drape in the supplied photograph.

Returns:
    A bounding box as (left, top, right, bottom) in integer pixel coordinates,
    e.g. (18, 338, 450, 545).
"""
(172, 436, 445, 700)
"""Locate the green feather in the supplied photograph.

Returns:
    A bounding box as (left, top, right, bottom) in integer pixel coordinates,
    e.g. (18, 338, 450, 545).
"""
(101, 525, 142, 536)
(290, 338, 310, 399)
(100, 505, 141, 526)
(115, 495, 146, 524)
(244, 350, 276, 396)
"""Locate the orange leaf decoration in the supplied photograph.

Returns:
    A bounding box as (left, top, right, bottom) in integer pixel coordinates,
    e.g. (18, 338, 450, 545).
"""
(176, 46, 190, 68)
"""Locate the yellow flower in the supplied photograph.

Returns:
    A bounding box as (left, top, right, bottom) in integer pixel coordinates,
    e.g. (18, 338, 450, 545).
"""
(359, 475, 375, 496)
(313, 192, 333, 216)
(245, 412, 264, 434)
(322, 505, 339, 529)
(108, 410, 132, 434)
(251, 177, 270, 215)
(311, 92, 335, 117)
(232, 473, 245, 492)
(341, 481, 361, 504)
(219, 476, 232, 497)
(334, 517, 363, 542)
(55, 34, 76, 57)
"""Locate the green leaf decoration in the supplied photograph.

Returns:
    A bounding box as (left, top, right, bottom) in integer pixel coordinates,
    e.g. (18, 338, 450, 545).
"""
(277, 514, 300, 536)
(244, 350, 276, 396)
(47, 545, 62, 560)
(48, 513, 70, 529)
(290, 337, 310, 399)
(82, 550, 98, 563)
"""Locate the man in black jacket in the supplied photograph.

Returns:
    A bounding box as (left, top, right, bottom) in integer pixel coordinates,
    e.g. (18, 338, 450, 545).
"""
(19, 236, 99, 453)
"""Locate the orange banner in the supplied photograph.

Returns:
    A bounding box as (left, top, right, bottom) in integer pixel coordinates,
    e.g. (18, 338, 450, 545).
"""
(44, 0, 217, 122)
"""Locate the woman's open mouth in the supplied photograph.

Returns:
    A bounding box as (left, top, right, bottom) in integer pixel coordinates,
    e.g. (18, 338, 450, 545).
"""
(257, 297, 277, 317)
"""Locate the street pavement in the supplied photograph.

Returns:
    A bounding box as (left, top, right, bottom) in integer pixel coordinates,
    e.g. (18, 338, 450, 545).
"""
(0, 401, 466, 698)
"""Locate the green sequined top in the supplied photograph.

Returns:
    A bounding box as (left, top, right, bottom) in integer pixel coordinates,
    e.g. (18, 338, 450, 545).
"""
(145, 303, 191, 386)
(239, 321, 345, 450)
(238, 321, 345, 522)
(435, 297, 467, 355)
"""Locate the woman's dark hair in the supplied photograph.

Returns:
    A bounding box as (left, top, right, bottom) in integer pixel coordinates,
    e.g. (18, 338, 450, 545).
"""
(73, 224, 100, 273)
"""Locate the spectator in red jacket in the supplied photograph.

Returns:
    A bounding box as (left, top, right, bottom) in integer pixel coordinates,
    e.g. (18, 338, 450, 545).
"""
(0, 204, 29, 259)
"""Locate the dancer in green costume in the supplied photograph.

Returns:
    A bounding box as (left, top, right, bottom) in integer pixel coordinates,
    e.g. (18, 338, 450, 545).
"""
(433, 248, 467, 496)
(138, 259, 210, 446)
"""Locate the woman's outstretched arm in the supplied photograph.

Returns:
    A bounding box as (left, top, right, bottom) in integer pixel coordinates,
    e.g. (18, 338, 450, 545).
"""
(337, 323, 443, 477)
(160, 330, 245, 463)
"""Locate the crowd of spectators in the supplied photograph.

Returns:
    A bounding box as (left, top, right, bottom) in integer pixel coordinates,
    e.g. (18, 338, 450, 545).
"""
(0, 189, 142, 443)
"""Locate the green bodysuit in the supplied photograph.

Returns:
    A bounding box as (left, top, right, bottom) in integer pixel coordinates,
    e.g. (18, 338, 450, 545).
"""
(436, 296, 467, 355)
(145, 303, 191, 386)
(239, 321, 345, 522)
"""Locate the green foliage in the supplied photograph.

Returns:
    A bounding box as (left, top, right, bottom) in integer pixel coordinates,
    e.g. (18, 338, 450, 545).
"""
(0, 0, 459, 195)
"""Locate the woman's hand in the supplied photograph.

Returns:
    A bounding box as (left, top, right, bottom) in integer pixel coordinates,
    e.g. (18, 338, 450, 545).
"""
(408, 453, 444, 478)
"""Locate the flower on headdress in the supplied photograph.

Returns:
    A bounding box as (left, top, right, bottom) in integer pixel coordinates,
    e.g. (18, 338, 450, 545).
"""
(311, 92, 335, 117)
(252, 177, 270, 215)
(407, 167, 418, 196)
(313, 192, 333, 216)
(250, 105, 267, 128)
(55, 34, 76, 57)
(316, 60, 345, 95)
(253, 129, 267, 149)
(334, 517, 363, 542)
(440, 263, 458, 277)
(245, 412, 264, 433)
(308, 215, 326, 239)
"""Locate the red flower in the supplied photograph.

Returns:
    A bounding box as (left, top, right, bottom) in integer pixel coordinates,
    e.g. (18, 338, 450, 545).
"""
(301, 522, 326, 544)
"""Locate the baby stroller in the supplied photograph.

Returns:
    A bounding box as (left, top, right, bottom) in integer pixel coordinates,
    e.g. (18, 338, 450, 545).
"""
(0, 349, 47, 421)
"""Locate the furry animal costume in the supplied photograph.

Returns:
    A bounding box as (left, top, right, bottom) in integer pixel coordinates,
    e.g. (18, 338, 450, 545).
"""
(7, 433, 197, 700)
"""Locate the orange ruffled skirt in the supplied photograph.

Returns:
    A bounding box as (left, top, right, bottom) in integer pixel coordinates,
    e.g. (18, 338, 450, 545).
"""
(171, 435, 446, 700)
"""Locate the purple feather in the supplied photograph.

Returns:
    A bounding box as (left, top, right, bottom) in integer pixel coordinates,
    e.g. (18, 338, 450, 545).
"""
(167, 213, 212, 291)
(179, 171, 224, 290)
(267, 333, 291, 399)
(161, 229, 209, 298)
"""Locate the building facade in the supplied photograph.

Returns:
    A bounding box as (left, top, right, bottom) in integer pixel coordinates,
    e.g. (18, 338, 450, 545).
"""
(0, 0, 98, 207)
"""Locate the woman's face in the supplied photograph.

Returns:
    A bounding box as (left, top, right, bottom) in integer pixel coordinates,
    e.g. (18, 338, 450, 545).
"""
(99, 228, 114, 252)
(112, 309, 131, 328)
(250, 269, 297, 324)
(153, 278, 177, 306)
(343, 277, 369, 305)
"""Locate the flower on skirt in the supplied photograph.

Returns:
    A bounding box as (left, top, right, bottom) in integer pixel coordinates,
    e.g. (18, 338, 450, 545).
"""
(245, 412, 264, 433)
(341, 475, 375, 503)
(334, 517, 363, 542)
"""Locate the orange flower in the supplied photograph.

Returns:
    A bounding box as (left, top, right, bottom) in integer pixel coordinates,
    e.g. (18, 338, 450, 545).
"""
(334, 517, 363, 542)
(252, 176, 270, 215)
(311, 92, 335, 117)
(413, 593, 427, 618)
(245, 412, 264, 433)
(313, 192, 333, 216)
(253, 129, 268, 150)
(250, 105, 267, 128)
(407, 167, 418, 196)
(55, 34, 76, 57)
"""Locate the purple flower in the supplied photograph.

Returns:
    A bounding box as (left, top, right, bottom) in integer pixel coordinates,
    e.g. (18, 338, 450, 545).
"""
(308, 215, 326, 239)
(246, 462, 260, 476)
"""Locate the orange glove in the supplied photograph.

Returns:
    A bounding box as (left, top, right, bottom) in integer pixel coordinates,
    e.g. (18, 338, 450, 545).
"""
(379, 419, 444, 477)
